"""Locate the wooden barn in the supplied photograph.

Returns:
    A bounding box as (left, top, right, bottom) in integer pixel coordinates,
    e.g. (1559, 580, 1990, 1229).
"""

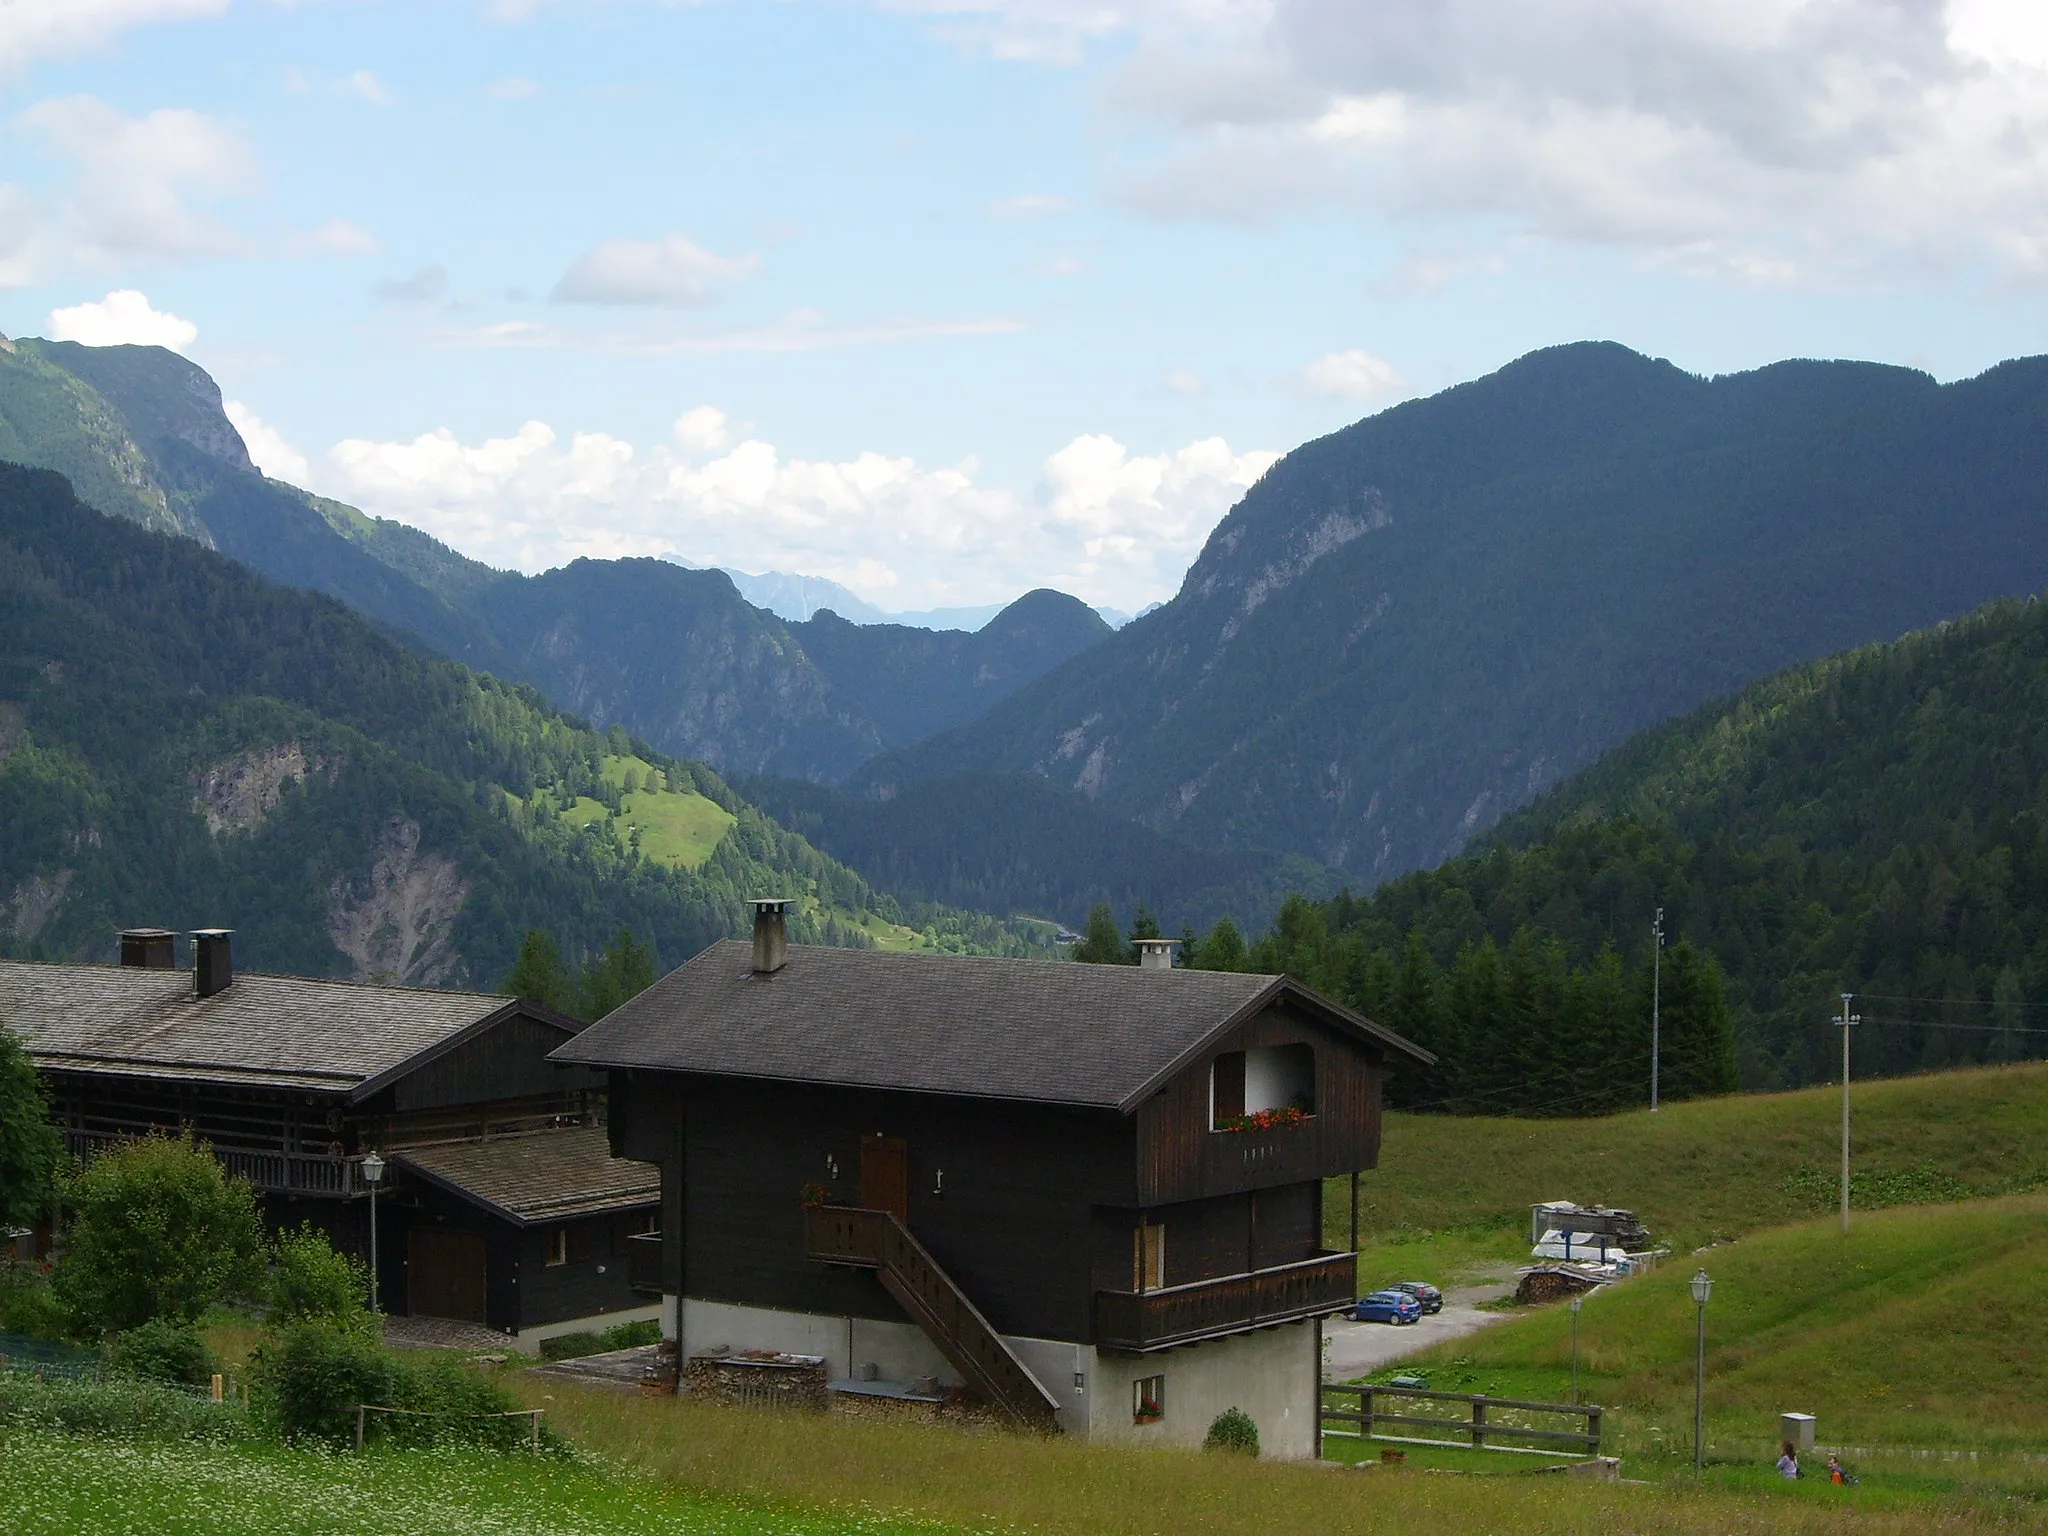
(0, 928, 659, 1349)
(554, 901, 1431, 1456)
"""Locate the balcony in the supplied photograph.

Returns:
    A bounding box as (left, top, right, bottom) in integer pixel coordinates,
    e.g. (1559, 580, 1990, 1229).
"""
(626, 1230, 664, 1295)
(62, 1130, 365, 1197)
(1093, 1250, 1357, 1352)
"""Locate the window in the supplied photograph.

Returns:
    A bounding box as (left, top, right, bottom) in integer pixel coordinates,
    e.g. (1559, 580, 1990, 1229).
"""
(545, 1228, 568, 1267)
(1132, 1223, 1165, 1290)
(1133, 1375, 1165, 1425)
(1210, 1044, 1315, 1130)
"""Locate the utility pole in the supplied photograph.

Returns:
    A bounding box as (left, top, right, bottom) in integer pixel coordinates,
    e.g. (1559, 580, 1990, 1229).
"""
(1838, 994, 1860, 1234)
(1651, 908, 1665, 1112)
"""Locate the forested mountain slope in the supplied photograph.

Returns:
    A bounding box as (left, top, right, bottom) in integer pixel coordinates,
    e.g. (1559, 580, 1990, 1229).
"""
(0, 463, 1034, 984)
(857, 343, 2048, 882)
(739, 770, 1339, 934)
(0, 338, 1111, 782)
(1243, 594, 2048, 1099)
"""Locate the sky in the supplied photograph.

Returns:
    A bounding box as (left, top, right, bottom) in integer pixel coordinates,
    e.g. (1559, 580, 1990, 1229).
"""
(6, 1, 2048, 613)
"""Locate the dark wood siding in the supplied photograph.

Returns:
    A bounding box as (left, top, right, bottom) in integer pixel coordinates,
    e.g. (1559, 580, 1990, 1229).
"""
(393, 1016, 601, 1112)
(632, 1074, 1135, 1344)
(519, 1214, 653, 1330)
(1091, 1184, 1324, 1291)
(1135, 1001, 1384, 1206)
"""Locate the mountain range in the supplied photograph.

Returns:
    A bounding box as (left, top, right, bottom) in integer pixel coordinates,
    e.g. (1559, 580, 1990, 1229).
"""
(703, 564, 1134, 631)
(856, 343, 2048, 884)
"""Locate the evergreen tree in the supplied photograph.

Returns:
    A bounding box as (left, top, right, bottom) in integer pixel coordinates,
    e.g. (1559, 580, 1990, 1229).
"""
(1660, 939, 1739, 1099)
(1125, 903, 1162, 963)
(581, 927, 657, 1021)
(502, 930, 578, 1016)
(1255, 894, 1330, 988)
(1191, 918, 1249, 973)
(0, 1020, 61, 1230)
(1071, 904, 1126, 964)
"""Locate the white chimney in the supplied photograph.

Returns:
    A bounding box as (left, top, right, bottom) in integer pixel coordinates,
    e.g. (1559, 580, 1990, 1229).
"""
(1136, 938, 1178, 970)
(749, 898, 792, 974)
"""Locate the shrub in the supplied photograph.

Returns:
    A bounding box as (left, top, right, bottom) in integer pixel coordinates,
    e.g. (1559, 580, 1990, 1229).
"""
(0, 1374, 254, 1443)
(269, 1224, 374, 1337)
(0, 1020, 62, 1230)
(53, 1134, 265, 1334)
(260, 1323, 526, 1448)
(599, 1318, 661, 1351)
(107, 1320, 216, 1386)
(1204, 1407, 1260, 1457)
(540, 1331, 602, 1361)
(0, 1263, 68, 1340)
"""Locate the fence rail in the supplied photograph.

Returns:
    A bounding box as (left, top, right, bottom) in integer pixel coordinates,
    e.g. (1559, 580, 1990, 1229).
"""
(1321, 1383, 1602, 1457)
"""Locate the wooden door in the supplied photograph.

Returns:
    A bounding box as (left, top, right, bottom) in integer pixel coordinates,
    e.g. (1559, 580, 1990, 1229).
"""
(859, 1136, 909, 1221)
(409, 1226, 487, 1323)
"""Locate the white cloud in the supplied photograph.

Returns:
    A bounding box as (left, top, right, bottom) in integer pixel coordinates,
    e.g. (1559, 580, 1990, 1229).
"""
(1295, 347, 1401, 401)
(290, 218, 379, 256)
(0, 0, 227, 75)
(1162, 367, 1206, 395)
(551, 233, 760, 306)
(428, 307, 1023, 354)
(338, 70, 395, 107)
(372, 264, 449, 303)
(1034, 254, 1087, 277)
(46, 288, 197, 350)
(485, 76, 544, 101)
(921, 0, 2048, 289)
(222, 399, 311, 484)
(20, 96, 254, 263)
(269, 406, 1275, 611)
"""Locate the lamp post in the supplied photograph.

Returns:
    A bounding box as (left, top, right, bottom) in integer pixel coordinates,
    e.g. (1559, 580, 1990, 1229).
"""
(1650, 907, 1665, 1111)
(360, 1151, 386, 1313)
(1838, 994, 1860, 1234)
(1569, 1292, 1583, 1405)
(1690, 1268, 1713, 1474)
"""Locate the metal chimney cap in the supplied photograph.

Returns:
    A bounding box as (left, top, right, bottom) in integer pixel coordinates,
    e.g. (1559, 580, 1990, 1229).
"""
(190, 927, 236, 938)
(119, 927, 175, 939)
(747, 897, 794, 914)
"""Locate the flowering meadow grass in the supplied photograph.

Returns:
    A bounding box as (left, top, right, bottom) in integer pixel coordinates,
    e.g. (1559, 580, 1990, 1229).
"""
(1, 1431, 958, 1536)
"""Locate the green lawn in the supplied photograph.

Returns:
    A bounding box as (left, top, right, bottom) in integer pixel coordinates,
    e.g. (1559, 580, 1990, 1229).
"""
(1334, 1061, 2048, 1286)
(0, 1430, 948, 1536)
(545, 754, 737, 871)
(1354, 1193, 2048, 1463)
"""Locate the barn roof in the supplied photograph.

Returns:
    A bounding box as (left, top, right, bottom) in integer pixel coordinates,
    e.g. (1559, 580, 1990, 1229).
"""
(551, 940, 1430, 1113)
(0, 960, 576, 1099)
(394, 1127, 659, 1225)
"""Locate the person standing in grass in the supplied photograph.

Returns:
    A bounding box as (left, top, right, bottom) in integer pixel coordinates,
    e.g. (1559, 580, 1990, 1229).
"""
(1826, 1454, 1854, 1485)
(1777, 1442, 1801, 1479)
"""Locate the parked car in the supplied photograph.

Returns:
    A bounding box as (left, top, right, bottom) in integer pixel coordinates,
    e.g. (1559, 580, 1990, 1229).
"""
(1394, 1281, 1444, 1313)
(1353, 1289, 1423, 1325)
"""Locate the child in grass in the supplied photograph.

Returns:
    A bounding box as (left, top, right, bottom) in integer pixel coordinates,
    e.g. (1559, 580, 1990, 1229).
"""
(1777, 1442, 1801, 1479)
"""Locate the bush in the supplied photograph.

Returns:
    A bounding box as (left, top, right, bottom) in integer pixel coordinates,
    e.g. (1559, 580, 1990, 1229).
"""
(107, 1320, 216, 1386)
(260, 1323, 526, 1448)
(0, 1020, 62, 1230)
(539, 1331, 602, 1361)
(269, 1224, 374, 1337)
(0, 1374, 254, 1443)
(1204, 1406, 1260, 1457)
(600, 1318, 661, 1351)
(53, 1134, 265, 1334)
(0, 1263, 68, 1340)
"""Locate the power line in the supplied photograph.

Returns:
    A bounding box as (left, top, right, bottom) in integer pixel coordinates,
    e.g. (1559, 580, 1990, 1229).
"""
(1846, 1013, 2048, 1036)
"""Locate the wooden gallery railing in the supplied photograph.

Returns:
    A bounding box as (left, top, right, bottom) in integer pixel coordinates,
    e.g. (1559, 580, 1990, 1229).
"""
(803, 1205, 1062, 1434)
(1321, 1383, 1603, 1457)
(1093, 1250, 1357, 1352)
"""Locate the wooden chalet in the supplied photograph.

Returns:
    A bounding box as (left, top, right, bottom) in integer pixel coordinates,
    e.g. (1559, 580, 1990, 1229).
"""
(1, 929, 660, 1348)
(554, 902, 1432, 1456)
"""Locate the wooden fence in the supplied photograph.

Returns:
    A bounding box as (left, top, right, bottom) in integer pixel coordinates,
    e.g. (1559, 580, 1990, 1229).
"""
(1321, 1383, 1602, 1457)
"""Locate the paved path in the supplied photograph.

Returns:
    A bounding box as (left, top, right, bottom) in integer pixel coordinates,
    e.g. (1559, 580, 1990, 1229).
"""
(529, 1344, 663, 1390)
(1322, 1279, 1517, 1381)
(382, 1315, 520, 1354)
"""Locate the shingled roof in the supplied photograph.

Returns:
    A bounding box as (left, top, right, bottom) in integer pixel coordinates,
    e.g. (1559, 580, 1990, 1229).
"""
(0, 960, 570, 1098)
(394, 1127, 658, 1224)
(553, 940, 1429, 1113)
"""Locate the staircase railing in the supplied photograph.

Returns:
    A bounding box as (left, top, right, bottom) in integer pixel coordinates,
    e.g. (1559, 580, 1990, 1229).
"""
(804, 1204, 1061, 1433)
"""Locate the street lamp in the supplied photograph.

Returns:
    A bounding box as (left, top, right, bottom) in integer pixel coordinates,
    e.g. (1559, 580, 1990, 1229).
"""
(1690, 1268, 1713, 1474)
(360, 1151, 386, 1313)
(1650, 908, 1665, 1111)
(1569, 1292, 1583, 1405)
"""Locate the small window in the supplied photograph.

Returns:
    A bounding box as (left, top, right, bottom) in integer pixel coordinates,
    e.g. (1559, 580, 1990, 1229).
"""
(1211, 1044, 1315, 1130)
(545, 1228, 568, 1267)
(1133, 1375, 1164, 1425)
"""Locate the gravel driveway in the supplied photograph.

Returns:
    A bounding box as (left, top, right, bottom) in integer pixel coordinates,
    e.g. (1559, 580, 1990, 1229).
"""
(1322, 1278, 1518, 1381)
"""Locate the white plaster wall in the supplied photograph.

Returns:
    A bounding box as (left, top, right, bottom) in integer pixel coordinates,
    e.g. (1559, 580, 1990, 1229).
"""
(1244, 1046, 1311, 1114)
(1088, 1322, 1320, 1460)
(513, 1301, 665, 1353)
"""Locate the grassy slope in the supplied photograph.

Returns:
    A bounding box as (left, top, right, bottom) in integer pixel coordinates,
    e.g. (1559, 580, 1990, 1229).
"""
(1360, 1195, 2048, 1462)
(1335, 1062, 2048, 1287)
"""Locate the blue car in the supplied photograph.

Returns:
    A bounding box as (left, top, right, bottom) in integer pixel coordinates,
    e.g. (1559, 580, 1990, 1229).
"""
(1353, 1289, 1423, 1325)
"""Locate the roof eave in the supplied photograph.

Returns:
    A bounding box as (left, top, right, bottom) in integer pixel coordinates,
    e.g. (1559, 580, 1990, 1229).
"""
(348, 999, 579, 1104)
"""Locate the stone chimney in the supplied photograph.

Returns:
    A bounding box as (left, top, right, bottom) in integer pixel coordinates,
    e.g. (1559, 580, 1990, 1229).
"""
(1136, 938, 1178, 970)
(749, 899, 792, 974)
(118, 928, 177, 969)
(192, 929, 234, 998)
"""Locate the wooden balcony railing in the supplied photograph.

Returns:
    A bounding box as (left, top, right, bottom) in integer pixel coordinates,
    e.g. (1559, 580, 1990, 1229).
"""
(805, 1205, 1062, 1433)
(62, 1130, 364, 1197)
(1093, 1249, 1357, 1352)
(626, 1230, 664, 1294)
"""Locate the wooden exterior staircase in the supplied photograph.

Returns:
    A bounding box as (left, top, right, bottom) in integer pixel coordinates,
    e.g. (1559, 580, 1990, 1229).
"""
(804, 1204, 1063, 1433)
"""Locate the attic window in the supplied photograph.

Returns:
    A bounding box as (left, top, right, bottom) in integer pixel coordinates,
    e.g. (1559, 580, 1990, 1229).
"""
(1210, 1044, 1314, 1131)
